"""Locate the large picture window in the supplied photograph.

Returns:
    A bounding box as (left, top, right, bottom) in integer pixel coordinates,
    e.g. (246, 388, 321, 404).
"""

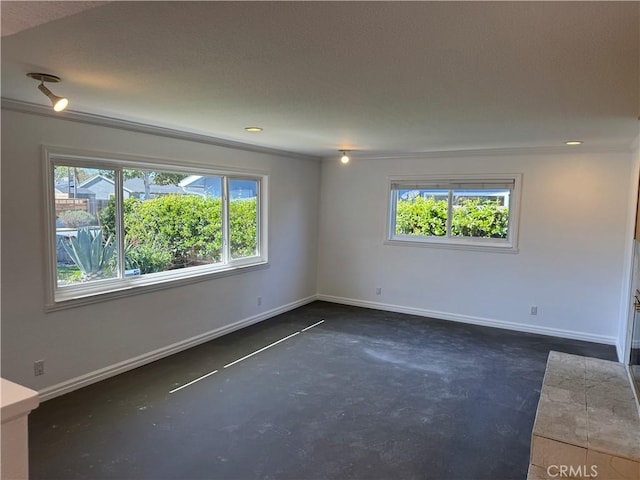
(45, 148, 267, 307)
(387, 174, 521, 252)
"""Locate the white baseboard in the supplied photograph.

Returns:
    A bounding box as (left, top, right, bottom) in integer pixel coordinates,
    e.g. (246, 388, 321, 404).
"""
(39, 293, 617, 401)
(38, 295, 318, 401)
(317, 294, 616, 346)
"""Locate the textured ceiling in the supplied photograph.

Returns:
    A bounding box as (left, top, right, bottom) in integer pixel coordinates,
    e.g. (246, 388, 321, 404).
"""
(1, 1, 638, 157)
(1, 1, 107, 37)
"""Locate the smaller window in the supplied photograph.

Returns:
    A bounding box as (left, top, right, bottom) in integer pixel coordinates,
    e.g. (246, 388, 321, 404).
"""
(387, 174, 521, 252)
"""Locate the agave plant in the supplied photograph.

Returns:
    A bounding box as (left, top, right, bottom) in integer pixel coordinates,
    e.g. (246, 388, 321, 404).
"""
(62, 228, 116, 282)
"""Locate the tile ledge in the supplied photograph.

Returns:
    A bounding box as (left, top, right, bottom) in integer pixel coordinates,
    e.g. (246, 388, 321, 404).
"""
(531, 352, 640, 470)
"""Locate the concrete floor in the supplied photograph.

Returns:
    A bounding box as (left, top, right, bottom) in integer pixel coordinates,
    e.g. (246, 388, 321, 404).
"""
(29, 301, 617, 479)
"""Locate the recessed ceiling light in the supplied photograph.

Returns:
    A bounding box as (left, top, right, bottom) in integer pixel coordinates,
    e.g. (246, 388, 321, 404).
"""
(245, 127, 263, 133)
(565, 140, 583, 146)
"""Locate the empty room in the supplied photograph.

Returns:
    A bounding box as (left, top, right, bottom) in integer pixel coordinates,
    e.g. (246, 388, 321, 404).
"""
(1, 2, 639, 479)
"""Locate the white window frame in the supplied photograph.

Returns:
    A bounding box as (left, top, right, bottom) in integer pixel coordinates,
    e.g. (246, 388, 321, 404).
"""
(44, 146, 268, 310)
(386, 173, 521, 253)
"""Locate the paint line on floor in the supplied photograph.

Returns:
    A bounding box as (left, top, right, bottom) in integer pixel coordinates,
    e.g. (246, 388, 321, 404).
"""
(301, 319, 325, 332)
(170, 320, 326, 393)
(169, 369, 219, 394)
(223, 331, 300, 369)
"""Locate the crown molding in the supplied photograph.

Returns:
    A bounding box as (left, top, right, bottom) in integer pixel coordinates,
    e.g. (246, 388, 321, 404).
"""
(330, 144, 635, 162)
(1, 98, 321, 162)
(3, 97, 634, 162)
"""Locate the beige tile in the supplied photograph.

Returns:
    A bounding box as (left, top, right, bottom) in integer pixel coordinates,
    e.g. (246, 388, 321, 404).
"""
(586, 449, 640, 480)
(542, 384, 586, 406)
(586, 358, 630, 390)
(585, 373, 631, 390)
(531, 435, 587, 470)
(586, 374, 634, 393)
(587, 399, 640, 425)
(585, 357, 625, 376)
(586, 407, 640, 462)
(534, 398, 588, 446)
(527, 463, 548, 480)
(527, 463, 556, 480)
(586, 382, 637, 405)
(548, 352, 586, 377)
(545, 371, 586, 392)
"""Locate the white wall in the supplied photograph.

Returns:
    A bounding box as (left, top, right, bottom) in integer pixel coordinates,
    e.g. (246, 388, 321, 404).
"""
(1, 109, 320, 397)
(2, 105, 635, 398)
(317, 150, 634, 345)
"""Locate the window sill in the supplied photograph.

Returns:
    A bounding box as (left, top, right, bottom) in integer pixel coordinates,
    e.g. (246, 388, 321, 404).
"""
(46, 260, 269, 312)
(385, 238, 518, 254)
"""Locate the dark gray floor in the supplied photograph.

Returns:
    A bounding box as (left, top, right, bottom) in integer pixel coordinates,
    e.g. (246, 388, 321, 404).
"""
(29, 301, 617, 480)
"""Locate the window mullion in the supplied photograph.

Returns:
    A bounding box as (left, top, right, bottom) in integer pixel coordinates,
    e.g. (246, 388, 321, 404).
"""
(222, 176, 230, 264)
(390, 188, 398, 235)
(446, 190, 453, 238)
(115, 169, 125, 279)
(255, 180, 261, 257)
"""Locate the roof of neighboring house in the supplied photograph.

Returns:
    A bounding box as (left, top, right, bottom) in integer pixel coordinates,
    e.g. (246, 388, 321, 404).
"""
(124, 178, 184, 195)
(76, 174, 184, 195)
(80, 175, 112, 188)
(78, 175, 133, 194)
(54, 181, 96, 197)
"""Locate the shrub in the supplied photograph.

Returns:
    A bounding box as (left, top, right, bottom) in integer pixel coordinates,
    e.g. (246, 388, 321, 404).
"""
(98, 198, 137, 238)
(126, 195, 223, 268)
(452, 199, 508, 238)
(125, 242, 172, 274)
(395, 197, 508, 238)
(230, 198, 258, 258)
(99, 195, 258, 269)
(58, 210, 96, 228)
(395, 197, 448, 236)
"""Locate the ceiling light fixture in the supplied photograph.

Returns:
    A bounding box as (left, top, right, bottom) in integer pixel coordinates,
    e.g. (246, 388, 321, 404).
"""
(565, 140, 583, 146)
(340, 151, 350, 164)
(27, 73, 68, 112)
(245, 127, 263, 133)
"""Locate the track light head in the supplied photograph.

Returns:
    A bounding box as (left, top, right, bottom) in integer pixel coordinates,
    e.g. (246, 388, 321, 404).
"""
(37, 83, 69, 111)
(27, 73, 69, 112)
(340, 150, 350, 164)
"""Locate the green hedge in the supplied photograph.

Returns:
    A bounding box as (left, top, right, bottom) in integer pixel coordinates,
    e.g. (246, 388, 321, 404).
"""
(230, 199, 258, 258)
(451, 199, 509, 238)
(99, 195, 257, 271)
(395, 197, 448, 236)
(395, 197, 508, 238)
(126, 195, 223, 268)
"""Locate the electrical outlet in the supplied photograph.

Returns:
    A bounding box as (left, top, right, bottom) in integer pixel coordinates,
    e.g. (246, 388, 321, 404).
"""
(34, 360, 45, 376)
(530, 306, 538, 316)
(257, 296, 262, 306)
(375, 287, 382, 295)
